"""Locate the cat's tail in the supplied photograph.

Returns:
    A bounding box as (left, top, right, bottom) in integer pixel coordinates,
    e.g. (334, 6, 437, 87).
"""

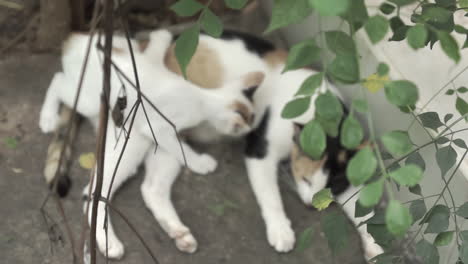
(43, 106, 80, 197)
(143, 29, 173, 63)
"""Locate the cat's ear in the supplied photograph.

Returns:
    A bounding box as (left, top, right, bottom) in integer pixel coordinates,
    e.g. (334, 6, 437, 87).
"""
(242, 71, 265, 101)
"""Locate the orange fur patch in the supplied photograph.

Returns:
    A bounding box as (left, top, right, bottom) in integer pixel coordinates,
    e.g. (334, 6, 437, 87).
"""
(165, 40, 223, 89)
(291, 143, 327, 182)
(229, 101, 254, 125)
(263, 49, 288, 68)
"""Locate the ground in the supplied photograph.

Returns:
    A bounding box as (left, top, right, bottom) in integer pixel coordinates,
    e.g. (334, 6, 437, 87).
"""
(0, 53, 368, 264)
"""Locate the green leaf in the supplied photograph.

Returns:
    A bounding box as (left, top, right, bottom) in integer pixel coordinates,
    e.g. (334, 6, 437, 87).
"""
(170, 0, 204, 17)
(410, 199, 427, 223)
(407, 24, 428, 49)
(409, 184, 422, 196)
(389, 0, 417, 6)
(359, 179, 384, 207)
(460, 0, 468, 8)
(265, 0, 313, 33)
(322, 212, 349, 253)
(325, 31, 356, 55)
(352, 99, 368, 113)
(365, 15, 390, 44)
(367, 224, 394, 248)
(295, 73, 323, 96)
(438, 31, 460, 63)
(389, 165, 423, 187)
(315, 92, 343, 120)
(296, 227, 314, 252)
(434, 231, 454, 246)
(316, 115, 341, 137)
(355, 200, 373, 217)
(281, 97, 311, 119)
(456, 202, 468, 218)
(456, 96, 468, 119)
(458, 86, 468, 93)
(175, 25, 200, 78)
(406, 152, 426, 172)
(340, 115, 364, 149)
(381, 130, 413, 156)
(446, 89, 455, 95)
(444, 113, 453, 123)
(379, 3, 396, 15)
(422, 5, 454, 32)
(384, 80, 419, 107)
(423, 204, 450, 234)
(310, 0, 350, 16)
(200, 9, 223, 37)
(377, 63, 389, 76)
(454, 138, 468, 149)
(4, 137, 18, 149)
(300, 120, 327, 159)
(385, 200, 412, 236)
(224, 0, 248, 9)
(381, 151, 394, 160)
(415, 239, 440, 264)
(340, 0, 368, 32)
(311, 188, 334, 211)
(461, 240, 468, 264)
(389, 16, 409, 41)
(418, 112, 444, 132)
(346, 147, 377, 186)
(283, 39, 321, 72)
(436, 136, 450, 145)
(327, 55, 360, 84)
(435, 145, 457, 177)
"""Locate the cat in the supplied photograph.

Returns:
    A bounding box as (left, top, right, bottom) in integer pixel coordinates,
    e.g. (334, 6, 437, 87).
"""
(158, 29, 385, 260)
(39, 29, 265, 259)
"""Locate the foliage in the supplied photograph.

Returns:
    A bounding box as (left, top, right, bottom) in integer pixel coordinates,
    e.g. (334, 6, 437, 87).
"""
(170, 0, 468, 262)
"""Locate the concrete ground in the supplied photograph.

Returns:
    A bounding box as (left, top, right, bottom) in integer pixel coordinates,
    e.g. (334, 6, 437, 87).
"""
(0, 41, 366, 264)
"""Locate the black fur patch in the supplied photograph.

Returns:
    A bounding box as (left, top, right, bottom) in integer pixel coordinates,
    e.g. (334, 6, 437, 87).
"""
(220, 29, 275, 56)
(243, 86, 257, 102)
(245, 108, 270, 158)
(323, 104, 353, 195)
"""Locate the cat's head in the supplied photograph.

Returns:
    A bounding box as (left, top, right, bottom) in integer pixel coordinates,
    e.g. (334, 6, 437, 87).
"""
(291, 123, 360, 204)
(207, 71, 264, 137)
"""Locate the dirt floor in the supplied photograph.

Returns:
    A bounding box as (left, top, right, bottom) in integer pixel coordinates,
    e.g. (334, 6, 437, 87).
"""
(0, 2, 366, 264)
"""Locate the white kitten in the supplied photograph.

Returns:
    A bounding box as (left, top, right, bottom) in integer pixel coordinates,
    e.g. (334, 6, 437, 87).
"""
(39, 29, 264, 259)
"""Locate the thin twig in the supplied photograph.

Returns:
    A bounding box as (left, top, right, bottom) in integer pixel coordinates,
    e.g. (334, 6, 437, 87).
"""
(89, 0, 114, 263)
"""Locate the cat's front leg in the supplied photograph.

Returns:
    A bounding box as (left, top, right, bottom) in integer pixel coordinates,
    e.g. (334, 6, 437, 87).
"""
(83, 128, 152, 259)
(336, 186, 384, 261)
(141, 148, 197, 253)
(245, 155, 295, 252)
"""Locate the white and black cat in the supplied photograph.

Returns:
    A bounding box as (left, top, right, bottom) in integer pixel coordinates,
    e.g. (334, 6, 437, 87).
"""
(39, 29, 264, 258)
(160, 29, 384, 260)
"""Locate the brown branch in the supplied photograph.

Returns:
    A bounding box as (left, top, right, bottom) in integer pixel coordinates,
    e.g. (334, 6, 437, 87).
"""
(89, 1, 114, 264)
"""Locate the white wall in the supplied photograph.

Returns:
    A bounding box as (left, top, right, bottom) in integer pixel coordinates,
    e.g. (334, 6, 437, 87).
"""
(260, 0, 468, 262)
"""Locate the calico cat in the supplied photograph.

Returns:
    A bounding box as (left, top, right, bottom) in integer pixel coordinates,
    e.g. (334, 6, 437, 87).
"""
(160, 30, 385, 259)
(39, 29, 265, 259)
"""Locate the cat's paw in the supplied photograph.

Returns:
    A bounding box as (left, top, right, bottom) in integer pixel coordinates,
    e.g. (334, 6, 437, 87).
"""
(362, 233, 384, 261)
(39, 111, 59, 133)
(266, 218, 295, 253)
(169, 225, 198, 253)
(96, 234, 125, 260)
(189, 154, 218, 175)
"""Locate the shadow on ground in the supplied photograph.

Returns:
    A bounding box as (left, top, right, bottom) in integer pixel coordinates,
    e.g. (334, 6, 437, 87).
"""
(0, 55, 366, 264)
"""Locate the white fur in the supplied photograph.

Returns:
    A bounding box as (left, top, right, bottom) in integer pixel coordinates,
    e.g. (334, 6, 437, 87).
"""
(39, 30, 260, 258)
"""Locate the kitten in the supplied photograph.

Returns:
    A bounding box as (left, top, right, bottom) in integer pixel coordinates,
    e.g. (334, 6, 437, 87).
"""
(159, 29, 384, 260)
(39, 29, 264, 259)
